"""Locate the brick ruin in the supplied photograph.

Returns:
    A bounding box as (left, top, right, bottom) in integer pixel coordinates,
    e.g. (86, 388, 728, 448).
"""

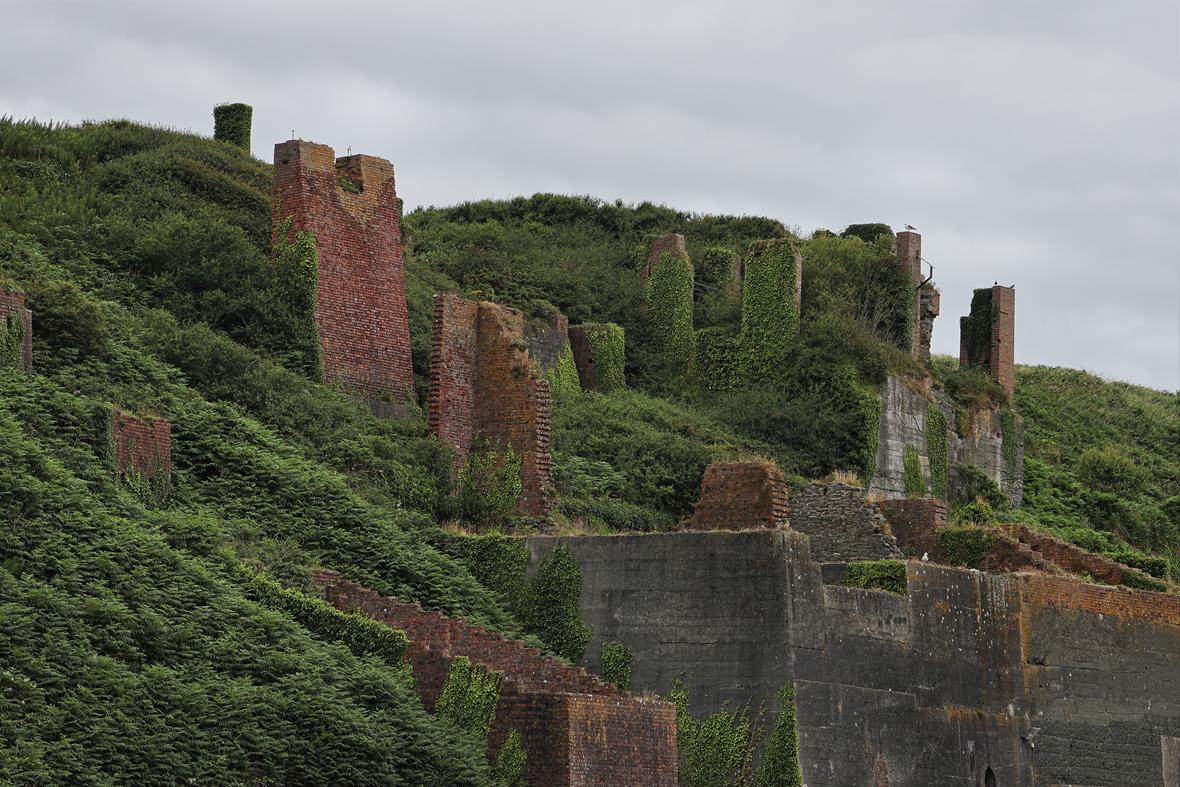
(684, 460, 788, 531)
(875, 497, 946, 558)
(895, 231, 924, 357)
(271, 140, 413, 414)
(522, 309, 571, 377)
(427, 293, 554, 517)
(0, 286, 33, 373)
(312, 570, 677, 786)
(640, 233, 687, 286)
(567, 323, 626, 392)
(960, 284, 1016, 401)
(530, 529, 1180, 786)
(110, 409, 171, 494)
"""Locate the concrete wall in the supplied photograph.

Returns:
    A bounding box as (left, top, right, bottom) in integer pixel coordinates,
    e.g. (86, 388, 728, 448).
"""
(526, 530, 1180, 786)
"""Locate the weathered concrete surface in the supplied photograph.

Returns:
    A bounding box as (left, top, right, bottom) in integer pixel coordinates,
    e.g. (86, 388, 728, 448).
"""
(526, 530, 1180, 786)
(871, 375, 1023, 506)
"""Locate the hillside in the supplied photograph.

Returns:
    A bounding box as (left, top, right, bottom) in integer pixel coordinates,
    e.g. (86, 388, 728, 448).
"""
(0, 116, 1177, 783)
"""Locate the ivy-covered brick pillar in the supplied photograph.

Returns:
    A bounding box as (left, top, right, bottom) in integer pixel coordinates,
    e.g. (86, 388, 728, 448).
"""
(0, 286, 33, 372)
(739, 238, 801, 386)
(643, 234, 695, 377)
(272, 140, 414, 415)
(959, 285, 1015, 402)
(569, 323, 625, 393)
(213, 103, 252, 150)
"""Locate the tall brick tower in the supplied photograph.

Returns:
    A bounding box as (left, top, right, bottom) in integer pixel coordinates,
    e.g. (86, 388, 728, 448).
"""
(895, 231, 923, 356)
(960, 285, 1015, 401)
(272, 141, 414, 414)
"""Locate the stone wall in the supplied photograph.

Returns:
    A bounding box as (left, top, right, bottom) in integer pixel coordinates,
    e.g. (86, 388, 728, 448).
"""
(312, 570, 677, 786)
(787, 483, 900, 560)
(110, 410, 171, 492)
(871, 375, 1023, 507)
(428, 293, 554, 517)
(523, 310, 570, 375)
(525, 530, 1180, 786)
(684, 460, 788, 531)
(876, 497, 946, 557)
(0, 286, 33, 372)
(271, 140, 413, 413)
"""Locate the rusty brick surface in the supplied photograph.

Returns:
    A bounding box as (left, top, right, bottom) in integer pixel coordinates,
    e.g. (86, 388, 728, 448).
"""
(876, 498, 947, 557)
(427, 293, 554, 517)
(896, 231, 923, 357)
(271, 140, 413, 409)
(311, 570, 677, 786)
(684, 460, 788, 531)
(111, 410, 171, 490)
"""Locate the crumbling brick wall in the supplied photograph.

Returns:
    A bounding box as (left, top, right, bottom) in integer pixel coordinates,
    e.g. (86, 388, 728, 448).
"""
(641, 233, 687, 286)
(685, 460, 788, 531)
(271, 140, 413, 412)
(896, 231, 923, 356)
(876, 498, 947, 558)
(787, 483, 901, 561)
(959, 285, 1015, 402)
(428, 293, 554, 517)
(312, 570, 677, 786)
(0, 287, 33, 372)
(569, 322, 626, 393)
(523, 310, 570, 375)
(110, 410, 171, 493)
(917, 285, 939, 364)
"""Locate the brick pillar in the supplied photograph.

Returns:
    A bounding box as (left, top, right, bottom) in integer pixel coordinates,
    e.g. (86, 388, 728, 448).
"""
(684, 460, 789, 531)
(641, 233, 687, 286)
(990, 285, 1015, 402)
(0, 287, 33, 373)
(110, 410, 172, 497)
(896, 231, 922, 356)
(271, 140, 414, 413)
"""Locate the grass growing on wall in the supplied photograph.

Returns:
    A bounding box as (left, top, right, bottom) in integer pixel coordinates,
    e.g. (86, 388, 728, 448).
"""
(843, 560, 908, 594)
(926, 403, 948, 500)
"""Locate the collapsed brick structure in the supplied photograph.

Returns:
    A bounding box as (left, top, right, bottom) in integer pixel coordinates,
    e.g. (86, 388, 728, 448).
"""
(640, 233, 686, 286)
(271, 140, 413, 414)
(960, 284, 1016, 401)
(875, 497, 947, 558)
(312, 570, 677, 786)
(110, 409, 171, 494)
(0, 286, 33, 372)
(684, 460, 788, 531)
(895, 231, 924, 357)
(428, 293, 554, 517)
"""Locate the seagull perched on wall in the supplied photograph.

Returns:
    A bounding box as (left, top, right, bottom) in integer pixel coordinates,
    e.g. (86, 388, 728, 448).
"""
(921, 552, 930, 562)
(905, 224, 917, 231)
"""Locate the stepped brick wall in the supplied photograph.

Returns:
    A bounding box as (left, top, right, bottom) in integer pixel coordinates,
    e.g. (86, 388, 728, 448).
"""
(0, 287, 33, 372)
(684, 460, 788, 531)
(311, 570, 677, 786)
(111, 410, 171, 489)
(527, 530, 1180, 786)
(1011, 525, 1128, 585)
(428, 293, 554, 517)
(271, 140, 413, 413)
(641, 233, 686, 286)
(522, 310, 571, 375)
(959, 285, 1015, 402)
(876, 498, 946, 557)
(896, 231, 923, 357)
(787, 483, 901, 561)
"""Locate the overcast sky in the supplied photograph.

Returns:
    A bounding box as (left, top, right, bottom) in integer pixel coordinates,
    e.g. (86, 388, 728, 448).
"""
(4, 0, 1178, 391)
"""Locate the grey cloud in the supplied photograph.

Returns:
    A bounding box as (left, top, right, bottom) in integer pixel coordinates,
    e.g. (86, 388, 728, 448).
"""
(2, 0, 1177, 390)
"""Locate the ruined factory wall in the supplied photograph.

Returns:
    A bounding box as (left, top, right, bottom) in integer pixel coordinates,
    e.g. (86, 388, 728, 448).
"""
(871, 375, 1023, 506)
(685, 460, 789, 531)
(786, 482, 900, 560)
(428, 293, 554, 517)
(0, 286, 33, 373)
(271, 140, 413, 413)
(527, 530, 1180, 786)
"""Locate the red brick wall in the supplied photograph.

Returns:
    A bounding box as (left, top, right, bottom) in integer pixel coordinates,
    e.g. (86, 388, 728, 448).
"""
(989, 285, 1015, 401)
(111, 410, 171, 489)
(312, 571, 678, 786)
(428, 293, 554, 517)
(1014, 525, 1125, 585)
(685, 461, 788, 531)
(641, 233, 687, 286)
(271, 140, 413, 408)
(0, 287, 33, 372)
(895, 231, 922, 357)
(1020, 574, 1180, 626)
(876, 498, 947, 557)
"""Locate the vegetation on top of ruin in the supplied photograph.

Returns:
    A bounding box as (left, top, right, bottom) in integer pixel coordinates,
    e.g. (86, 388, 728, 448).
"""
(0, 115, 1176, 780)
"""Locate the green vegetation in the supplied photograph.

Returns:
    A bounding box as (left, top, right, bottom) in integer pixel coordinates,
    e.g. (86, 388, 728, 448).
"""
(212, 103, 252, 150)
(601, 641, 633, 690)
(903, 445, 924, 498)
(524, 546, 593, 662)
(547, 342, 582, 396)
(959, 288, 995, 374)
(843, 560, 908, 594)
(739, 239, 800, 387)
(451, 439, 524, 532)
(926, 403, 948, 499)
(437, 656, 502, 742)
(645, 246, 696, 379)
(755, 685, 803, 787)
(936, 526, 995, 567)
(492, 730, 528, 786)
(580, 321, 626, 392)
